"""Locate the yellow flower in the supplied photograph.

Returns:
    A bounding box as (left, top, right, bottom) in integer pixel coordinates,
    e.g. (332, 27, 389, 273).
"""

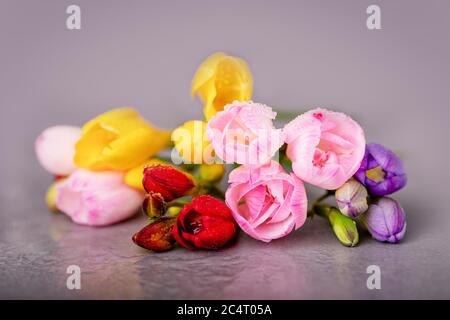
(74, 108, 170, 171)
(45, 179, 65, 213)
(124, 158, 167, 191)
(199, 164, 225, 183)
(171, 120, 215, 164)
(191, 52, 253, 120)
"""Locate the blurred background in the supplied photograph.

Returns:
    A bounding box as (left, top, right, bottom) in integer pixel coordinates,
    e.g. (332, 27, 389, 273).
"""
(1, 0, 450, 299)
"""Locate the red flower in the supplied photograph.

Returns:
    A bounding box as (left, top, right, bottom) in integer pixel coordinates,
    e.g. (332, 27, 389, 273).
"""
(142, 165, 196, 201)
(132, 218, 176, 252)
(173, 195, 237, 250)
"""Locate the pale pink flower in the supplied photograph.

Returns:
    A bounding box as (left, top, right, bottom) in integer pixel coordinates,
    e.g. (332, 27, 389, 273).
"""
(56, 169, 144, 226)
(206, 101, 284, 165)
(225, 161, 308, 242)
(284, 108, 366, 190)
(35, 125, 82, 176)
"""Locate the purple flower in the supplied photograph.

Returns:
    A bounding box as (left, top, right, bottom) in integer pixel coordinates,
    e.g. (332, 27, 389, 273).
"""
(361, 197, 406, 243)
(355, 143, 407, 196)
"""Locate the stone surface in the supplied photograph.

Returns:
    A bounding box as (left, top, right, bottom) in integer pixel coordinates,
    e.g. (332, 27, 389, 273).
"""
(1, 0, 450, 299)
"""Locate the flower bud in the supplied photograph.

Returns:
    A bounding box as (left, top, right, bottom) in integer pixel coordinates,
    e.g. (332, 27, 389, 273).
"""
(173, 195, 237, 250)
(328, 207, 359, 247)
(335, 178, 368, 218)
(57, 170, 143, 226)
(166, 206, 182, 218)
(142, 165, 197, 201)
(124, 158, 167, 191)
(45, 180, 64, 213)
(191, 52, 253, 120)
(142, 192, 166, 219)
(132, 218, 176, 252)
(35, 125, 81, 176)
(355, 143, 407, 196)
(171, 120, 215, 164)
(360, 197, 406, 243)
(199, 164, 225, 183)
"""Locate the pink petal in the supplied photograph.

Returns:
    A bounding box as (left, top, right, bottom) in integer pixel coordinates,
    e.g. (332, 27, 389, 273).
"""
(56, 170, 144, 226)
(35, 126, 82, 176)
(285, 108, 365, 190)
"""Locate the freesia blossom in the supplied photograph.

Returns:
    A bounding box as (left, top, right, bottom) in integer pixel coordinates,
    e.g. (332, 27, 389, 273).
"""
(142, 192, 166, 219)
(199, 163, 225, 182)
(361, 197, 406, 243)
(335, 178, 368, 218)
(284, 108, 366, 190)
(173, 195, 237, 250)
(327, 206, 359, 247)
(192, 52, 253, 120)
(225, 161, 308, 242)
(142, 164, 197, 201)
(171, 120, 215, 164)
(206, 101, 284, 165)
(124, 158, 167, 191)
(56, 169, 144, 226)
(35, 125, 82, 176)
(355, 143, 407, 196)
(45, 178, 66, 212)
(133, 218, 177, 252)
(74, 108, 170, 171)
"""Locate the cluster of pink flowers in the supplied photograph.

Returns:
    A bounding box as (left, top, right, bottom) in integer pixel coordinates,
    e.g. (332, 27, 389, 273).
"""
(208, 102, 366, 242)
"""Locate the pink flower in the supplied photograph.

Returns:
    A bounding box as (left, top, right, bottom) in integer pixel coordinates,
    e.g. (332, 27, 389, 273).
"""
(56, 169, 144, 226)
(35, 126, 82, 176)
(284, 108, 366, 190)
(206, 101, 284, 165)
(225, 161, 308, 242)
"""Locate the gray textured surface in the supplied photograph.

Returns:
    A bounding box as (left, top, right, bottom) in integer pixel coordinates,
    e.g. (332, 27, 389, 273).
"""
(1, 0, 450, 299)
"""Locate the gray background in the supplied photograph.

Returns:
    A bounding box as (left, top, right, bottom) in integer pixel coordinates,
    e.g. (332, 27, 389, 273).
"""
(1, 0, 449, 299)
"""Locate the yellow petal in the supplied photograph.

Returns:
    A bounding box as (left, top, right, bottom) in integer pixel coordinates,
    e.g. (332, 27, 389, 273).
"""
(214, 56, 253, 102)
(82, 107, 139, 134)
(124, 158, 167, 191)
(74, 108, 171, 171)
(191, 52, 227, 97)
(45, 179, 65, 212)
(171, 120, 215, 164)
(199, 163, 225, 183)
(191, 53, 253, 120)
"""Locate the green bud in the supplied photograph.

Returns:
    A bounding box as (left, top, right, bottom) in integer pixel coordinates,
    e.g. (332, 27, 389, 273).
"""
(328, 207, 359, 247)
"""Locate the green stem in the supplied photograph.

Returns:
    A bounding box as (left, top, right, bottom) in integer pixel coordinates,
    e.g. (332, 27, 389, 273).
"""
(167, 199, 190, 207)
(313, 203, 331, 218)
(209, 186, 225, 200)
(307, 190, 334, 218)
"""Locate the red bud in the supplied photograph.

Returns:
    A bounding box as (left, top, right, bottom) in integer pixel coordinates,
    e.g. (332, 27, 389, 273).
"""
(132, 218, 176, 252)
(142, 165, 196, 201)
(142, 192, 166, 218)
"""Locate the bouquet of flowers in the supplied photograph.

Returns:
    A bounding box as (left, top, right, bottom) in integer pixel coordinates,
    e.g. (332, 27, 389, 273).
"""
(35, 52, 407, 252)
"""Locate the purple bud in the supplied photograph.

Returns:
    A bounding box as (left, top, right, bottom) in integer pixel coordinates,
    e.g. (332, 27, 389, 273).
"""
(355, 143, 407, 196)
(361, 197, 406, 243)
